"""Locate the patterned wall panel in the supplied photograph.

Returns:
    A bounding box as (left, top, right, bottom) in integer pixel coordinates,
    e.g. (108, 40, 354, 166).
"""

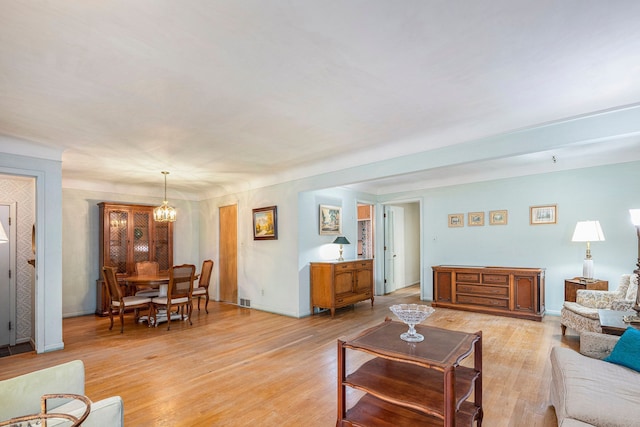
(0, 176, 35, 343)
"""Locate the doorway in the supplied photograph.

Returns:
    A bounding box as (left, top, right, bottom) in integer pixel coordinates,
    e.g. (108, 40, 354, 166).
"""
(357, 203, 374, 259)
(383, 201, 421, 295)
(0, 202, 16, 348)
(219, 204, 238, 303)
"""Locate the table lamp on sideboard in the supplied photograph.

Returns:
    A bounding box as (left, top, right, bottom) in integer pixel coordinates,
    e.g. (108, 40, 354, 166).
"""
(571, 220, 605, 281)
(333, 236, 350, 261)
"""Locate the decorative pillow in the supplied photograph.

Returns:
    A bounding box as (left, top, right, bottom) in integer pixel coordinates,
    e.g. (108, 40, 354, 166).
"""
(604, 326, 640, 372)
(626, 274, 639, 301)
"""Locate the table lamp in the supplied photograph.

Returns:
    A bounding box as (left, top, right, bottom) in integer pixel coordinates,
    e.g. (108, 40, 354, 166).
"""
(333, 236, 350, 261)
(629, 209, 640, 312)
(571, 220, 605, 281)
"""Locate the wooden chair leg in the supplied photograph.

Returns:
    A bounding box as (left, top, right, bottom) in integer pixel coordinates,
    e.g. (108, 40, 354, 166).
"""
(167, 305, 172, 331)
(119, 307, 125, 333)
(204, 292, 209, 314)
(108, 306, 114, 331)
(561, 324, 567, 336)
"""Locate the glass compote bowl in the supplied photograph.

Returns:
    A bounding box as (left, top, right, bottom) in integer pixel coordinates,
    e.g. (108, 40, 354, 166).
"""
(389, 304, 435, 342)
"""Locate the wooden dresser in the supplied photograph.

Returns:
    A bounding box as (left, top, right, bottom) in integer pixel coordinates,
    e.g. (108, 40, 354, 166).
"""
(432, 265, 545, 321)
(310, 259, 374, 317)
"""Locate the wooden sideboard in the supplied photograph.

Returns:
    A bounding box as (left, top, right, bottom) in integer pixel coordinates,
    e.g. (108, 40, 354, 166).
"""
(310, 259, 374, 317)
(432, 265, 545, 321)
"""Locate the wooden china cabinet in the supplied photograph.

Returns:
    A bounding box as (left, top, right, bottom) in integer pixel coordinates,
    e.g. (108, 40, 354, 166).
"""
(95, 202, 174, 315)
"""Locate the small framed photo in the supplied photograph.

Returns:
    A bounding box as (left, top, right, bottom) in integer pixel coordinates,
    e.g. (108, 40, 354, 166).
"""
(489, 210, 508, 225)
(530, 204, 557, 225)
(253, 206, 278, 240)
(448, 213, 464, 228)
(468, 212, 485, 226)
(319, 204, 342, 235)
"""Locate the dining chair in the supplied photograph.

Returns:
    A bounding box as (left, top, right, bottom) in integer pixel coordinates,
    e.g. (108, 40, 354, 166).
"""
(134, 261, 160, 298)
(192, 260, 214, 313)
(151, 264, 196, 330)
(103, 266, 152, 333)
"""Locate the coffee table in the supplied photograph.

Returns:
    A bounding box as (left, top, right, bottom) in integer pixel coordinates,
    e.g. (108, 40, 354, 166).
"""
(598, 309, 640, 336)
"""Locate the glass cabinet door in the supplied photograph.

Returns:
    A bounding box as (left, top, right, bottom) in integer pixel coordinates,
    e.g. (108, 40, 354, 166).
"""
(108, 210, 129, 274)
(132, 211, 151, 266)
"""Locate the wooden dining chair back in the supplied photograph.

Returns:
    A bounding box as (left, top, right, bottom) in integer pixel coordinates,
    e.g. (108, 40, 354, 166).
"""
(135, 261, 159, 275)
(151, 264, 196, 330)
(193, 260, 214, 313)
(134, 261, 160, 297)
(102, 266, 152, 333)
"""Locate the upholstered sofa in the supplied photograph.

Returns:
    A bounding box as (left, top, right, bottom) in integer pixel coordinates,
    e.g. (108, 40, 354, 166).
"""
(0, 360, 123, 426)
(550, 332, 640, 426)
(561, 274, 637, 335)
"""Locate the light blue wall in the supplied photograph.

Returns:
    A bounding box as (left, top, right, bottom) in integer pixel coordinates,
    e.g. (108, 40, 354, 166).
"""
(380, 161, 640, 315)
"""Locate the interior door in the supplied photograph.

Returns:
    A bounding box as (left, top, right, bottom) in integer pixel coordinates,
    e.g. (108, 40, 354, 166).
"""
(219, 204, 238, 303)
(0, 204, 13, 346)
(384, 205, 405, 293)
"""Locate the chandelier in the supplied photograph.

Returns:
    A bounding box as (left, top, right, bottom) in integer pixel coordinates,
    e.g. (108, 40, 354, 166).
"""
(153, 171, 177, 222)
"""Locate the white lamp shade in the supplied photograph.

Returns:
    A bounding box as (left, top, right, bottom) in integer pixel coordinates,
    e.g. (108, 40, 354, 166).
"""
(0, 222, 7, 242)
(630, 209, 640, 226)
(571, 221, 605, 242)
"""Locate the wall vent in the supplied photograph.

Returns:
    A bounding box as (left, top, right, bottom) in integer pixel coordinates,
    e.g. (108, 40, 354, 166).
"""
(240, 298, 251, 308)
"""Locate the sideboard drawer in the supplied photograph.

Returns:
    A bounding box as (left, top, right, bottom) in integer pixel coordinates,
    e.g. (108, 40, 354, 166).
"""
(482, 274, 509, 285)
(456, 273, 480, 283)
(457, 294, 509, 309)
(457, 284, 508, 297)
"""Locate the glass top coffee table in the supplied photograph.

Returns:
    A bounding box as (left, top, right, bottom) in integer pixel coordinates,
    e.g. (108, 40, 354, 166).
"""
(598, 309, 640, 336)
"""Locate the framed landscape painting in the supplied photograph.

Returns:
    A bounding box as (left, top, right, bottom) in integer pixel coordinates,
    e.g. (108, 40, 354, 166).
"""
(530, 204, 557, 225)
(319, 205, 342, 235)
(468, 212, 485, 226)
(253, 206, 277, 240)
(489, 210, 508, 225)
(448, 213, 464, 228)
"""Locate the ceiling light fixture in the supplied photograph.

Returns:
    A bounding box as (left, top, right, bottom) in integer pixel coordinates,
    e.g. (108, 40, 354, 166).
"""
(153, 171, 177, 222)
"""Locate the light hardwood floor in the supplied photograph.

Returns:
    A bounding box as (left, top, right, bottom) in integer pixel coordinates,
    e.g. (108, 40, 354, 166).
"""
(0, 286, 577, 426)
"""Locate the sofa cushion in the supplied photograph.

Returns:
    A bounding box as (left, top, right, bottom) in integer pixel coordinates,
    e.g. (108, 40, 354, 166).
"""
(54, 395, 124, 427)
(605, 327, 640, 372)
(562, 302, 599, 320)
(551, 346, 640, 427)
(0, 360, 84, 420)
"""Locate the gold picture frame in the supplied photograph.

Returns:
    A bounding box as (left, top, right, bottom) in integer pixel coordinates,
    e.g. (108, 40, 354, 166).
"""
(253, 206, 278, 240)
(530, 204, 557, 225)
(448, 213, 464, 228)
(319, 204, 342, 235)
(468, 212, 484, 226)
(489, 210, 508, 225)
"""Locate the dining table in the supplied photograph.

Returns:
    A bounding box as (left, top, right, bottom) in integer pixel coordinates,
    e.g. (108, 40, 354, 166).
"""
(122, 273, 199, 326)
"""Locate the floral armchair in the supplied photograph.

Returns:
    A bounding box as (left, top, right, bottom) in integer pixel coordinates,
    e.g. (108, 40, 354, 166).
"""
(561, 273, 637, 335)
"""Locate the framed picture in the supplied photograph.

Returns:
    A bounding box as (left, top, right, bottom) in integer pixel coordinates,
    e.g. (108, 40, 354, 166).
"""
(319, 204, 342, 235)
(468, 212, 484, 226)
(530, 204, 557, 225)
(448, 213, 464, 228)
(253, 206, 278, 240)
(489, 210, 508, 225)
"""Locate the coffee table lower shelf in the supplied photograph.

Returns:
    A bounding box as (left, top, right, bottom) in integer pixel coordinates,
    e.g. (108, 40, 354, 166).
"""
(341, 393, 479, 427)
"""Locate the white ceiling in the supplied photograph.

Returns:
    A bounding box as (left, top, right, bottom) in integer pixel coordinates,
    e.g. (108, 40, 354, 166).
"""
(1, 1, 640, 198)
